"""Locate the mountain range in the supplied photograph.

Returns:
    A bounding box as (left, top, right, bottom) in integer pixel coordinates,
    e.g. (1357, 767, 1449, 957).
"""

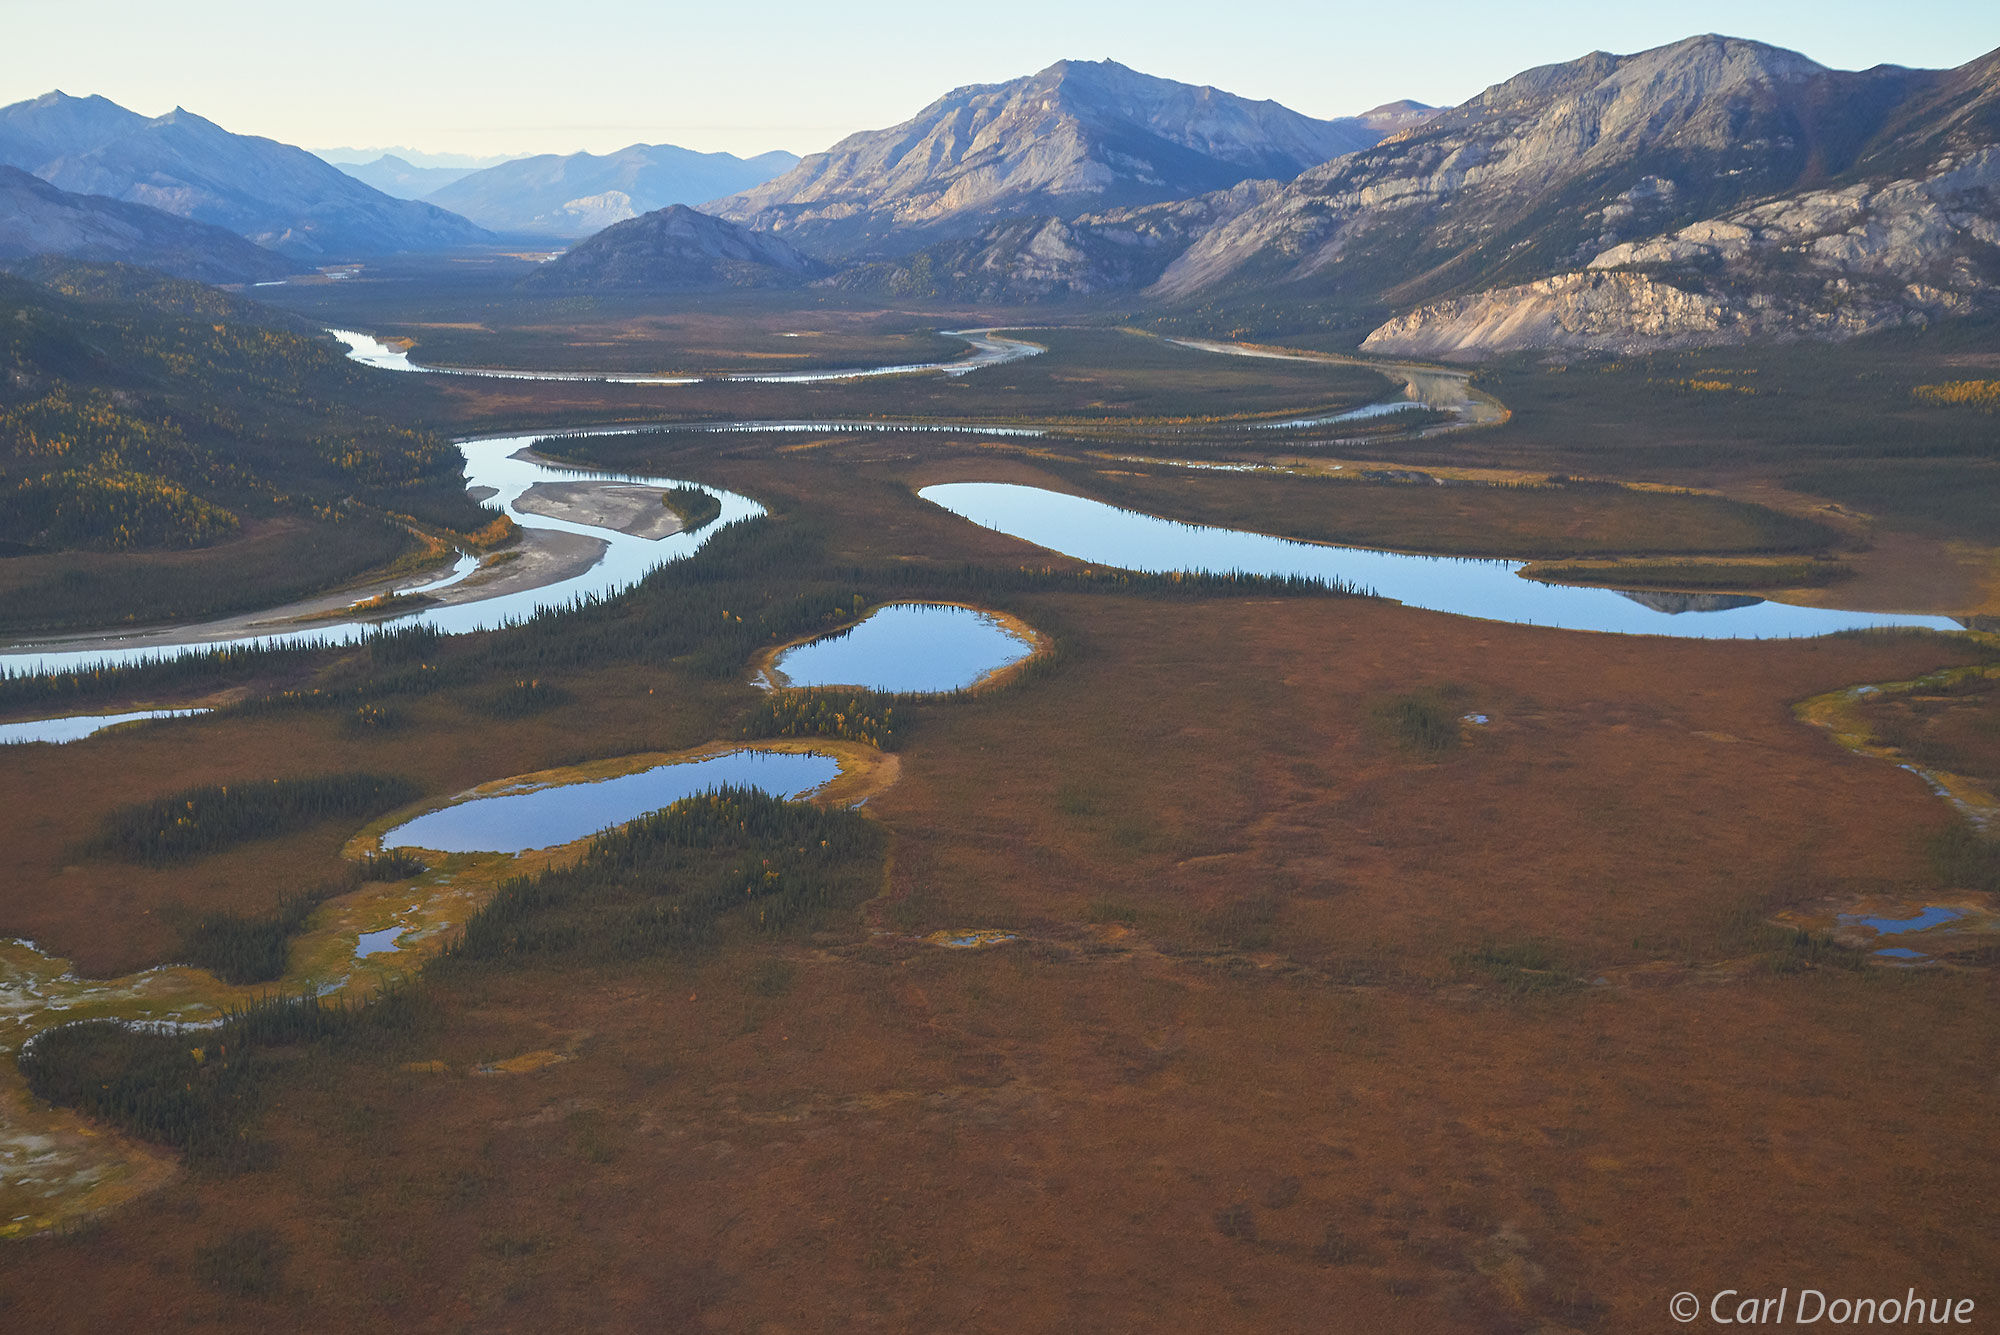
(0, 91, 491, 258)
(3, 38, 1996, 356)
(0, 165, 299, 284)
(1351, 42, 2000, 355)
(424, 144, 800, 236)
(334, 154, 484, 198)
(707, 60, 1398, 256)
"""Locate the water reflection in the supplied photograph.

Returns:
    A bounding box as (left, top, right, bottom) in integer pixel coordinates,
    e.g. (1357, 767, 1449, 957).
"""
(767, 603, 1036, 693)
(0, 709, 208, 746)
(380, 749, 842, 854)
(0, 438, 760, 676)
(918, 482, 1964, 640)
(329, 327, 1042, 385)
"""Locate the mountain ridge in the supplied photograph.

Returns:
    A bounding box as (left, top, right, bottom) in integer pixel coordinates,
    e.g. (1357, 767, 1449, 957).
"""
(523, 204, 823, 290)
(708, 59, 1386, 257)
(336, 154, 483, 199)
(0, 92, 493, 258)
(0, 165, 301, 284)
(429, 144, 800, 237)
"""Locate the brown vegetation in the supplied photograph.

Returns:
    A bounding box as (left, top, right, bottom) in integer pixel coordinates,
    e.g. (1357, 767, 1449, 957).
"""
(3, 289, 1997, 1330)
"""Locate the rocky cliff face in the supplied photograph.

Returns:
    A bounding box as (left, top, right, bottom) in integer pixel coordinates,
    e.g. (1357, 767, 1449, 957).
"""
(522, 205, 822, 290)
(1364, 133, 2000, 356)
(0, 92, 492, 258)
(1143, 34, 2000, 357)
(1152, 35, 1923, 303)
(1361, 271, 1810, 358)
(0, 165, 299, 284)
(709, 60, 1381, 257)
(838, 178, 1285, 301)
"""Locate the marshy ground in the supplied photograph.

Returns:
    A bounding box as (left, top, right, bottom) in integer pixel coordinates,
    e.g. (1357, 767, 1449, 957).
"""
(1, 275, 1996, 1330)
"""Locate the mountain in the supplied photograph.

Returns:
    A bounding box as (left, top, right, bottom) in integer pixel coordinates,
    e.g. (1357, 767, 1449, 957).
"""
(708, 59, 1387, 256)
(521, 205, 823, 289)
(1355, 100, 1441, 135)
(424, 145, 801, 236)
(0, 165, 300, 284)
(1357, 45, 2000, 356)
(838, 179, 1286, 302)
(335, 154, 483, 198)
(314, 146, 514, 170)
(1153, 35, 1904, 304)
(1362, 149, 2000, 357)
(0, 91, 493, 258)
(0, 91, 146, 166)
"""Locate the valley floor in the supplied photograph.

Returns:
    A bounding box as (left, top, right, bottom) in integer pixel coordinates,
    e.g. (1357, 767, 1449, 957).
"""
(0, 290, 1995, 1331)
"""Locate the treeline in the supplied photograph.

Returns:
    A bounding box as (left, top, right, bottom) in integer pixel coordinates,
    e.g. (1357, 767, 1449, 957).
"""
(24, 786, 880, 1156)
(17, 989, 428, 1158)
(1539, 558, 1853, 591)
(0, 465, 241, 551)
(176, 849, 425, 985)
(740, 688, 900, 749)
(0, 261, 491, 553)
(0, 512, 419, 637)
(176, 888, 332, 985)
(1913, 380, 2000, 410)
(90, 772, 419, 866)
(2, 507, 1362, 724)
(0, 621, 440, 711)
(663, 485, 722, 532)
(447, 786, 884, 963)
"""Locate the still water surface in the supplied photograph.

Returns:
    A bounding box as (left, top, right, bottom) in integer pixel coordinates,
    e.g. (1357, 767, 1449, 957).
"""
(767, 603, 1036, 693)
(0, 709, 208, 745)
(380, 749, 842, 854)
(918, 482, 1964, 640)
(330, 327, 1042, 384)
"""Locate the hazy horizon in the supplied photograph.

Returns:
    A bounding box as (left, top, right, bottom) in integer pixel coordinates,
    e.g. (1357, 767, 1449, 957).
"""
(6, 1, 1998, 162)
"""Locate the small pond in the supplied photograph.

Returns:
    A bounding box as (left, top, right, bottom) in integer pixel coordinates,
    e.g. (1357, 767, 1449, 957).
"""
(356, 927, 408, 958)
(765, 603, 1036, 693)
(1840, 905, 1968, 935)
(379, 748, 843, 854)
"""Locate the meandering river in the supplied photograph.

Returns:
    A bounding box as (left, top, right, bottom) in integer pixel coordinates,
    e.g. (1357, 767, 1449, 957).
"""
(329, 327, 1045, 384)
(0, 437, 761, 676)
(0, 328, 1968, 679)
(0, 323, 1981, 1239)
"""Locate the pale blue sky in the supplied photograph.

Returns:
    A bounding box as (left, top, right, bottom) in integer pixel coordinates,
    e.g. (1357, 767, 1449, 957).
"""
(6, 0, 1996, 159)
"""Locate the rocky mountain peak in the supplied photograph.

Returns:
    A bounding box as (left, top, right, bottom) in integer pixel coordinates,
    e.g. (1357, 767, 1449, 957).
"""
(708, 60, 1383, 257)
(1152, 34, 1911, 303)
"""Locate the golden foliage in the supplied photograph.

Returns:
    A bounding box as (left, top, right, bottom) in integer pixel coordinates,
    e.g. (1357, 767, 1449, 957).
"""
(1912, 380, 2000, 410)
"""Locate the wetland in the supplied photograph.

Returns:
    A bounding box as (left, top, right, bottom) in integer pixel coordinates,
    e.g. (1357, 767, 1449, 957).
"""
(2, 265, 1996, 1333)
